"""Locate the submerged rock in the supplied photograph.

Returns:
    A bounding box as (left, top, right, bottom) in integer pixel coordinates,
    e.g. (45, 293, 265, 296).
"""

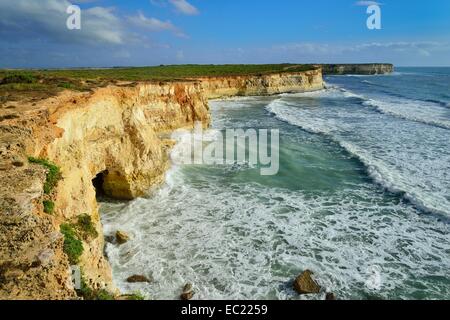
(180, 291, 194, 301)
(326, 292, 337, 300)
(116, 231, 130, 244)
(180, 283, 194, 300)
(183, 283, 193, 293)
(104, 235, 115, 244)
(293, 270, 321, 295)
(126, 275, 151, 283)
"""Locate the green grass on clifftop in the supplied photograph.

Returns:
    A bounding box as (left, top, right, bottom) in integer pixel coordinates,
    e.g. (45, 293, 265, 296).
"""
(60, 224, 84, 265)
(0, 64, 318, 106)
(28, 157, 61, 195)
(1, 64, 317, 82)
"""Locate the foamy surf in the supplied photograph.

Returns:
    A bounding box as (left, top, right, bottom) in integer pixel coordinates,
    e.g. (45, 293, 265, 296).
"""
(101, 68, 450, 301)
(363, 98, 450, 130)
(267, 95, 450, 218)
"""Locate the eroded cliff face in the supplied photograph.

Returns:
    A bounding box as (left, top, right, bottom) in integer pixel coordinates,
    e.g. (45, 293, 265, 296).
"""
(321, 64, 394, 75)
(199, 69, 324, 99)
(0, 71, 323, 299)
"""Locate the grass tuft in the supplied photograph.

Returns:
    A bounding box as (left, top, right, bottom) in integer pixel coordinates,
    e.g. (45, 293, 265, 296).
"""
(76, 273, 95, 300)
(43, 200, 55, 214)
(60, 224, 83, 265)
(126, 292, 145, 301)
(76, 214, 99, 240)
(28, 157, 61, 194)
(96, 289, 116, 301)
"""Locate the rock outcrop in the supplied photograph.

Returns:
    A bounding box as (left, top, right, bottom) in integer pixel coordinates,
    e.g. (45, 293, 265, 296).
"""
(321, 64, 394, 75)
(199, 69, 324, 99)
(293, 270, 321, 295)
(116, 231, 130, 245)
(126, 275, 152, 283)
(0, 70, 324, 299)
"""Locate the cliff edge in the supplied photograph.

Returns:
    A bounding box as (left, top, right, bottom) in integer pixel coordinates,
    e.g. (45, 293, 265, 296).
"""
(321, 63, 394, 75)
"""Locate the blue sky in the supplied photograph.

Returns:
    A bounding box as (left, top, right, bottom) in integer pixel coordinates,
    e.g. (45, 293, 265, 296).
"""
(1, 0, 449, 68)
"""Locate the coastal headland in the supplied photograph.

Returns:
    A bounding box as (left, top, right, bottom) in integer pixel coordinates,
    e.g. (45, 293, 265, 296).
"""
(0, 64, 392, 299)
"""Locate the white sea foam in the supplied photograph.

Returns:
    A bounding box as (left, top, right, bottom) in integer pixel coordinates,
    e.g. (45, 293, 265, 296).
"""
(101, 84, 450, 301)
(266, 95, 450, 217)
(101, 166, 450, 300)
(363, 98, 450, 130)
(293, 85, 450, 130)
(280, 87, 363, 100)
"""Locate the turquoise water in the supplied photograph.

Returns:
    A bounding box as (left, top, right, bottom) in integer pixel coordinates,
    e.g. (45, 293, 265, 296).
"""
(101, 67, 450, 300)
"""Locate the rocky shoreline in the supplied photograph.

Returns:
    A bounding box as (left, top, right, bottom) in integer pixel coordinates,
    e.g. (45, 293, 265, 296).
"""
(0, 69, 324, 299)
(0, 64, 394, 299)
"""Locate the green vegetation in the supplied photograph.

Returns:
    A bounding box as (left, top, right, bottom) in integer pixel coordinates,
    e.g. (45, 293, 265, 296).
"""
(1, 64, 316, 82)
(28, 157, 61, 195)
(76, 214, 99, 240)
(0, 64, 318, 105)
(60, 224, 84, 265)
(43, 200, 55, 214)
(76, 271, 116, 300)
(125, 292, 145, 301)
(0, 72, 37, 85)
(76, 273, 95, 300)
(96, 289, 116, 301)
(0, 83, 48, 91)
(57, 82, 75, 89)
(59, 213, 98, 265)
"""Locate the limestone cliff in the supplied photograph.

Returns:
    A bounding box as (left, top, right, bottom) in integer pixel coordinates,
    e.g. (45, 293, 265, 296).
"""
(321, 64, 394, 75)
(199, 69, 324, 99)
(0, 70, 323, 299)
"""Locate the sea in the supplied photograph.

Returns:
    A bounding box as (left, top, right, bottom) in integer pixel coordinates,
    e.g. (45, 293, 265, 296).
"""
(100, 67, 450, 300)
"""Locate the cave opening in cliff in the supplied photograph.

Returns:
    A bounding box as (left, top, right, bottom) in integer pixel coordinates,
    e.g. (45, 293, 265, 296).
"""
(92, 170, 108, 198)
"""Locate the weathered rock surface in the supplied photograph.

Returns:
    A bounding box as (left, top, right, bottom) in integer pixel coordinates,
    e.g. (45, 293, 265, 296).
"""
(126, 275, 151, 283)
(180, 282, 195, 300)
(180, 291, 194, 300)
(116, 231, 130, 245)
(200, 69, 324, 99)
(183, 283, 193, 293)
(326, 292, 337, 300)
(293, 270, 322, 295)
(321, 63, 394, 75)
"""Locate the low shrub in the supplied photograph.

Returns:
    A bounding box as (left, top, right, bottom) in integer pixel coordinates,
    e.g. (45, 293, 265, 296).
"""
(96, 289, 115, 301)
(76, 214, 99, 240)
(76, 274, 95, 300)
(0, 73, 37, 85)
(28, 157, 61, 194)
(43, 200, 55, 214)
(126, 292, 145, 301)
(60, 224, 83, 265)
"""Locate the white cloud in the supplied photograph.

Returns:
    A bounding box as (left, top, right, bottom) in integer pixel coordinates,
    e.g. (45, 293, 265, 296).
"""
(355, 1, 382, 6)
(0, 0, 126, 45)
(169, 0, 199, 15)
(128, 12, 188, 38)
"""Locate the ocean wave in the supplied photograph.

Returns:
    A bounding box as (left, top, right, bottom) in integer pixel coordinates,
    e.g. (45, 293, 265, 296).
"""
(362, 99, 450, 130)
(308, 85, 450, 130)
(101, 149, 450, 300)
(423, 98, 450, 108)
(280, 86, 365, 100)
(338, 141, 450, 219)
(266, 99, 450, 218)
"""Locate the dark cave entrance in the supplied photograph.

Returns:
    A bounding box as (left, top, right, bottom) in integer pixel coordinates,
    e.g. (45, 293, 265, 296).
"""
(92, 170, 109, 198)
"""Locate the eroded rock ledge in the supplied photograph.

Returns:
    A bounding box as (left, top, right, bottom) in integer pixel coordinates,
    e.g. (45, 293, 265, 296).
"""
(321, 63, 394, 75)
(0, 69, 323, 299)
